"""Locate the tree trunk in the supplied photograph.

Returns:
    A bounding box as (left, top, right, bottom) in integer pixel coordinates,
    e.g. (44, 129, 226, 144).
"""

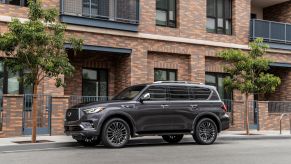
(31, 80, 39, 143)
(245, 93, 250, 135)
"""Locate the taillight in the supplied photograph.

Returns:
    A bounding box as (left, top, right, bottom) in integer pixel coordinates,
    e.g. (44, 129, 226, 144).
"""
(221, 104, 227, 112)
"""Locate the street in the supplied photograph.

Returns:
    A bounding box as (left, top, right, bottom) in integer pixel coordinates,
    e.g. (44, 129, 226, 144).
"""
(0, 136, 291, 164)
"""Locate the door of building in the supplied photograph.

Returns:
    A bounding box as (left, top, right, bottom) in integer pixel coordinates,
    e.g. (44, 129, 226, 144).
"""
(82, 68, 109, 102)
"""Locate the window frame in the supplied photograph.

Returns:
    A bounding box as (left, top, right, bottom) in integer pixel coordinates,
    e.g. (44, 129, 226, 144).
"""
(168, 85, 190, 101)
(156, 0, 177, 28)
(2, 0, 28, 7)
(189, 86, 212, 100)
(205, 72, 233, 100)
(206, 0, 232, 35)
(82, 68, 108, 97)
(0, 60, 31, 95)
(141, 85, 167, 101)
(154, 68, 177, 82)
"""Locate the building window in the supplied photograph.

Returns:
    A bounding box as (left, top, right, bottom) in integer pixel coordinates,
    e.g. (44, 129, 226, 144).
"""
(154, 69, 177, 81)
(205, 72, 232, 100)
(206, 0, 232, 35)
(156, 0, 176, 27)
(0, 61, 32, 95)
(82, 0, 109, 18)
(1, 0, 28, 6)
(82, 68, 108, 97)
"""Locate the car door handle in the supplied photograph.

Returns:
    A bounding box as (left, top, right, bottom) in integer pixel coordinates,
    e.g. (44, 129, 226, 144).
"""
(190, 105, 198, 109)
(161, 105, 169, 109)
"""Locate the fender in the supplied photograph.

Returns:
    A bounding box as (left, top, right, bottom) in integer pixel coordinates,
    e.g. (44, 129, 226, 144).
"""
(95, 109, 137, 136)
(192, 112, 222, 132)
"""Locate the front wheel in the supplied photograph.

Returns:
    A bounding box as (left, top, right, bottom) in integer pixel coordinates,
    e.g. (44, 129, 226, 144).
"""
(193, 118, 218, 145)
(101, 118, 130, 148)
(162, 135, 184, 144)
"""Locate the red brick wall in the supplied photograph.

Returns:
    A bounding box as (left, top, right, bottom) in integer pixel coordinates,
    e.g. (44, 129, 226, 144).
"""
(64, 51, 131, 97)
(139, 0, 250, 45)
(147, 52, 190, 82)
(265, 68, 291, 101)
(258, 102, 291, 131)
(0, 95, 23, 138)
(264, 1, 291, 23)
(51, 96, 69, 135)
(0, 0, 250, 45)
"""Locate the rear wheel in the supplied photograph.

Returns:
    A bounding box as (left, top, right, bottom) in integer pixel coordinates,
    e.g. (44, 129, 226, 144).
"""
(162, 135, 184, 144)
(101, 118, 130, 148)
(193, 118, 218, 145)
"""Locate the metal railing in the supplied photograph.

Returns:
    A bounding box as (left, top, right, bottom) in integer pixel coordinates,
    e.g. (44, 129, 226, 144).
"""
(250, 19, 291, 44)
(268, 101, 291, 113)
(60, 0, 139, 24)
(69, 96, 111, 107)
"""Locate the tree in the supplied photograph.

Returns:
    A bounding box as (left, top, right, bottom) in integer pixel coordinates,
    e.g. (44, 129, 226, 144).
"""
(218, 38, 281, 135)
(0, 0, 82, 143)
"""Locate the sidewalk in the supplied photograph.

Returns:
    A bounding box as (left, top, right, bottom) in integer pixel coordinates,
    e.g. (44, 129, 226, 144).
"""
(219, 130, 291, 140)
(0, 130, 290, 147)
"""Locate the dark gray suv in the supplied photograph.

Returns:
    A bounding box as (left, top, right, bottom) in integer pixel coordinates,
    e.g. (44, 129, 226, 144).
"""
(64, 81, 230, 148)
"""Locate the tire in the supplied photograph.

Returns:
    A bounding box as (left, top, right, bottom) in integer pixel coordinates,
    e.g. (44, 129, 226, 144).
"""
(193, 118, 218, 145)
(162, 135, 184, 144)
(101, 118, 130, 148)
(76, 138, 101, 147)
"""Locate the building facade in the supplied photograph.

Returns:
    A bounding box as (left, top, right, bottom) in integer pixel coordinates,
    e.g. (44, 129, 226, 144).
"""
(1, 0, 291, 137)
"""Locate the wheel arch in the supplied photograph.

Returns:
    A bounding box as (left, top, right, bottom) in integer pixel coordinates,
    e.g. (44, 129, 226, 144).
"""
(97, 112, 136, 137)
(192, 113, 222, 133)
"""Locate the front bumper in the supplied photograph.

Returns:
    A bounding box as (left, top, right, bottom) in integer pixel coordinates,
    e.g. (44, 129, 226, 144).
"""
(64, 121, 99, 139)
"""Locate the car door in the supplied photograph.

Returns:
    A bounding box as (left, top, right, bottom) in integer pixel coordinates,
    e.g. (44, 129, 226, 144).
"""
(167, 85, 197, 131)
(189, 86, 214, 115)
(134, 85, 172, 132)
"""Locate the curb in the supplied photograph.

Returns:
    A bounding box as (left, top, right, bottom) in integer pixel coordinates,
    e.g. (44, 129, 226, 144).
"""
(218, 135, 291, 141)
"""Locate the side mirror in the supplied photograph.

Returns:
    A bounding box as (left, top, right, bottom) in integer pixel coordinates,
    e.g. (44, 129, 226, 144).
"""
(140, 93, 150, 103)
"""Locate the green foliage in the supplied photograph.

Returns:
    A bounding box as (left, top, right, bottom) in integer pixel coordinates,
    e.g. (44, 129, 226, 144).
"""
(0, 0, 82, 88)
(218, 38, 281, 94)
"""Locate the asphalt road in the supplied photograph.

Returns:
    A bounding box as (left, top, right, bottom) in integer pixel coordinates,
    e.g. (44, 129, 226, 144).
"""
(1, 136, 291, 164)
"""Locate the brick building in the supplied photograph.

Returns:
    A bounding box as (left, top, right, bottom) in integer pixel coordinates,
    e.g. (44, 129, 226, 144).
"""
(1, 0, 291, 137)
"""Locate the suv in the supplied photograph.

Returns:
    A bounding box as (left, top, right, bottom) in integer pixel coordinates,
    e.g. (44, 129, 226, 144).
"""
(65, 81, 230, 148)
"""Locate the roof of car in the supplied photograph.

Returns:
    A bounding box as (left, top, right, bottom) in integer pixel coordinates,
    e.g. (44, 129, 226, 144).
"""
(135, 81, 217, 90)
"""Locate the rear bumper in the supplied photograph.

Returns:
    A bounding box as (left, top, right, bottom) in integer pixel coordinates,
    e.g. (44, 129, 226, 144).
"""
(221, 113, 230, 131)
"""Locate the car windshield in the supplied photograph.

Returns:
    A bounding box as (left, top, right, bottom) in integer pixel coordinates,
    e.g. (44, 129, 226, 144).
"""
(112, 85, 147, 100)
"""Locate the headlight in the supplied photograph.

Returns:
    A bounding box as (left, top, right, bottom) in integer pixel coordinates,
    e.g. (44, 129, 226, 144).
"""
(84, 107, 105, 114)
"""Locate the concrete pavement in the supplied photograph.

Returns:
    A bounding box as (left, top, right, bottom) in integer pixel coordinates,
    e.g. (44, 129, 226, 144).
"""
(0, 130, 290, 147)
(0, 134, 291, 164)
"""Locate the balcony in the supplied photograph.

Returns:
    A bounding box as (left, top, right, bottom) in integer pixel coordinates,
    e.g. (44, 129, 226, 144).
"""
(250, 19, 291, 50)
(60, 0, 139, 32)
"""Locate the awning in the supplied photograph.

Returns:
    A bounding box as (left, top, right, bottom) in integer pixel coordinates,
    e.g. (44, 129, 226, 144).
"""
(64, 43, 132, 55)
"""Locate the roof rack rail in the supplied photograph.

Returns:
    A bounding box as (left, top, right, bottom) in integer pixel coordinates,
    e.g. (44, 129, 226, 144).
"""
(153, 81, 204, 85)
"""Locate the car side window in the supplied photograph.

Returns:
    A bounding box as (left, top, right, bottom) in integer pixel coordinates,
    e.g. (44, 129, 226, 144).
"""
(190, 87, 211, 100)
(143, 86, 167, 101)
(168, 86, 189, 100)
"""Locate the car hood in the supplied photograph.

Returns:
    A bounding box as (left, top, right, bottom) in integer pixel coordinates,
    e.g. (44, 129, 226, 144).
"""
(71, 100, 131, 109)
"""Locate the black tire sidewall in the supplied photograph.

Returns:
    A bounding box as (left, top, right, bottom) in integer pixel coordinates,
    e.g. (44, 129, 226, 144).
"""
(194, 118, 218, 145)
(101, 118, 130, 148)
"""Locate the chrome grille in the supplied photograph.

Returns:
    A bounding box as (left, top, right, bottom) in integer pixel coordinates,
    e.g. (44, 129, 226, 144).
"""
(66, 108, 80, 121)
